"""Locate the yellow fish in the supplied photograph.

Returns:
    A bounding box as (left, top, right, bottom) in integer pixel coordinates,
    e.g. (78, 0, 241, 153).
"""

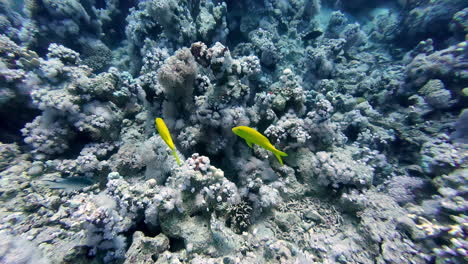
(155, 118, 182, 166)
(232, 126, 288, 166)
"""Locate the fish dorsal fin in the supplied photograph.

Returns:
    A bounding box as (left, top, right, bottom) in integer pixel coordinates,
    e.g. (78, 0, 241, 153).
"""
(245, 139, 253, 148)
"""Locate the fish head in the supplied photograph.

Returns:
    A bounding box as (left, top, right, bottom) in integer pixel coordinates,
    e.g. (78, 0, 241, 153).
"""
(232, 126, 246, 137)
(155, 117, 164, 128)
(232, 126, 240, 134)
(232, 126, 252, 140)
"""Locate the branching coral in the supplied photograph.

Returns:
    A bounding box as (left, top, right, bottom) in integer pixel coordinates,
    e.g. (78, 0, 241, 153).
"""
(310, 147, 375, 189)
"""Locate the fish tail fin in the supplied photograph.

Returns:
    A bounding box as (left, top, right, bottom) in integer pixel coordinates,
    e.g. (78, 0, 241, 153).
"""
(277, 150, 288, 157)
(172, 150, 182, 166)
(274, 150, 288, 166)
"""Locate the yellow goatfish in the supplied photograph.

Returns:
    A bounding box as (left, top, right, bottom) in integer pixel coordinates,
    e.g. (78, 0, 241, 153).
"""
(232, 126, 288, 166)
(155, 118, 182, 166)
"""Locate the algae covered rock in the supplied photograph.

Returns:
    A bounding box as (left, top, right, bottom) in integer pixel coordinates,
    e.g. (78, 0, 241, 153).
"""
(418, 79, 453, 109)
(124, 231, 169, 264)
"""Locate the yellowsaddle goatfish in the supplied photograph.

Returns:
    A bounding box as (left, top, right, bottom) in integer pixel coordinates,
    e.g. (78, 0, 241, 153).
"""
(232, 126, 288, 165)
(155, 118, 182, 166)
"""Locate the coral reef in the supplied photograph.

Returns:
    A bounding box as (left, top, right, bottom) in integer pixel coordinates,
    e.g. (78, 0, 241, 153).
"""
(0, 0, 466, 263)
